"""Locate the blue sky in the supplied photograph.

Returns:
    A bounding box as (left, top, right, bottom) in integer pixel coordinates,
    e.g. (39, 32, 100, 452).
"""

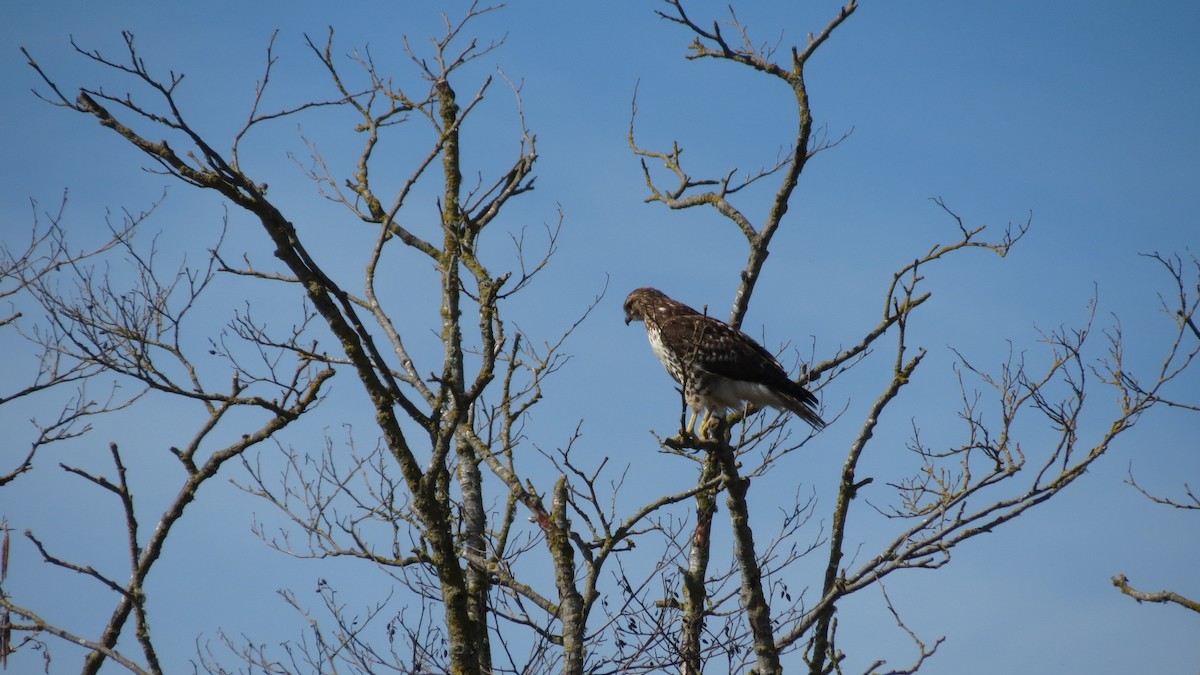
(2, 1, 1198, 673)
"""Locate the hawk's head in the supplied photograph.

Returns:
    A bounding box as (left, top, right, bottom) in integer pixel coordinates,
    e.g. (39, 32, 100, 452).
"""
(624, 287, 698, 326)
(624, 287, 666, 325)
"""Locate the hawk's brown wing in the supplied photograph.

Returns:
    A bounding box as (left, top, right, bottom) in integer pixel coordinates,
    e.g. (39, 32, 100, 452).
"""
(656, 312, 815, 406)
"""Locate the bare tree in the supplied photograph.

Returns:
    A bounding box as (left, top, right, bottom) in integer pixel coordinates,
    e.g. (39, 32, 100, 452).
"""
(0, 194, 143, 488)
(1, 2, 1195, 675)
(1111, 252, 1200, 617)
(7, 5, 703, 674)
(628, 2, 1199, 673)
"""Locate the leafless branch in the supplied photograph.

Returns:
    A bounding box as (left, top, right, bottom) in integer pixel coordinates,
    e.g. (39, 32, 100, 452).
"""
(1111, 575, 1200, 614)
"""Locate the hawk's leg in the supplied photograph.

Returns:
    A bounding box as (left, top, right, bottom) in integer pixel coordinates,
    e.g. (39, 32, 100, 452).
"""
(699, 412, 722, 439)
(686, 411, 724, 440)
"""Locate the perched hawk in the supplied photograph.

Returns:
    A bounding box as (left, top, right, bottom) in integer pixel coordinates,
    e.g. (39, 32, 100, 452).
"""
(624, 287, 826, 437)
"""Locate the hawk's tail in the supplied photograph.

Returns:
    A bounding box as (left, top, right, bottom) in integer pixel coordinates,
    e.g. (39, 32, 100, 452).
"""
(779, 380, 827, 430)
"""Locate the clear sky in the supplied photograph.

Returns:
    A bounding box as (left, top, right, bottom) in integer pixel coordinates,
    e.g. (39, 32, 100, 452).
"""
(2, 1, 1198, 673)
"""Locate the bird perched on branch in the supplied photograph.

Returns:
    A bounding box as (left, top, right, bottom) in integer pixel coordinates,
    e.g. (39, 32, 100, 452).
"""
(624, 287, 826, 437)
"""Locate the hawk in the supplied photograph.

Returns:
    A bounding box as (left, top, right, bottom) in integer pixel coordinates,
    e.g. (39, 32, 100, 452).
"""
(624, 287, 826, 437)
